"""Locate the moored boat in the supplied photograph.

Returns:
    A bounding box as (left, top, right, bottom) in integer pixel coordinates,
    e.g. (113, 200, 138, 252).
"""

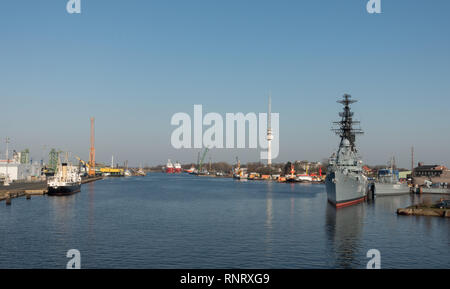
(375, 161, 409, 196)
(414, 181, 450, 195)
(185, 166, 196, 173)
(165, 159, 174, 173)
(174, 162, 182, 173)
(47, 162, 82, 196)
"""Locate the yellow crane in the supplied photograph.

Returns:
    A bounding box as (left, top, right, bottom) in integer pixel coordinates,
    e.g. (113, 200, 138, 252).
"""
(74, 155, 91, 176)
(74, 155, 90, 168)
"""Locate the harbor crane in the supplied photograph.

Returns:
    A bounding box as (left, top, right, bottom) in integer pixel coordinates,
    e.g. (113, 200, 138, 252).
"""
(74, 155, 90, 168)
(197, 147, 209, 172)
(74, 155, 91, 176)
(89, 117, 96, 176)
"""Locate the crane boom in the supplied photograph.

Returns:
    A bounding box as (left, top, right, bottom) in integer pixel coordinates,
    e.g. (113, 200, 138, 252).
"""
(74, 155, 90, 167)
(89, 117, 96, 176)
(198, 148, 209, 172)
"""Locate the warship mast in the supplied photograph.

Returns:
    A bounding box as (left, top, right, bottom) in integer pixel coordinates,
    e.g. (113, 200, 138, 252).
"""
(332, 94, 363, 151)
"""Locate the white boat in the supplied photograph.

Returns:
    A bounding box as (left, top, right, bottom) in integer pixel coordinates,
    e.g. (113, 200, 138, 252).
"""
(185, 166, 196, 173)
(296, 175, 313, 182)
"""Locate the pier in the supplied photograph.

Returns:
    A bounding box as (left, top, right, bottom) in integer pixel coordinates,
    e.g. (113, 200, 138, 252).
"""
(81, 176, 104, 184)
(1, 176, 103, 204)
(0, 180, 47, 202)
(397, 200, 450, 218)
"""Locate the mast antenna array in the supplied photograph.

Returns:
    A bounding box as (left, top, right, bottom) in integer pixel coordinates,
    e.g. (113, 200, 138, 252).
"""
(331, 94, 363, 150)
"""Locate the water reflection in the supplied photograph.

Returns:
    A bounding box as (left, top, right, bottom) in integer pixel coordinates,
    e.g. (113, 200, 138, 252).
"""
(1, 174, 448, 268)
(265, 181, 274, 230)
(326, 203, 365, 268)
(290, 197, 295, 220)
(265, 181, 273, 258)
(410, 193, 444, 206)
(88, 182, 95, 237)
(50, 195, 76, 220)
(49, 194, 77, 240)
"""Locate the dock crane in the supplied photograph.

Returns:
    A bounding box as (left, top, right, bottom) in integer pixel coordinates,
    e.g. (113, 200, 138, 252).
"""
(74, 155, 90, 176)
(197, 147, 209, 173)
(89, 117, 96, 176)
(235, 156, 242, 176)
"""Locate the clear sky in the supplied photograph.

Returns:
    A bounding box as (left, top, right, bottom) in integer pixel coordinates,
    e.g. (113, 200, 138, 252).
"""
(0, 0, 449, 168)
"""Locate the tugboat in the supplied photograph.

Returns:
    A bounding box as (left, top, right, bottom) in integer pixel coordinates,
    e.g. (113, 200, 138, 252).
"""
(295, 164, 313, 183)
(286, 164, 297, 182)
(47, 162, 82, 196)
(174, 162, 182, 173)
(165, 159, 174, 173)
(232, 158, 247, 180)
(326, 94, 368, 208)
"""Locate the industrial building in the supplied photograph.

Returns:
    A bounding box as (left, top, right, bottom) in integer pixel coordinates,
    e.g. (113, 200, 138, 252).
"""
(0, 160, 42, 182)
(412, 163, 450, 185)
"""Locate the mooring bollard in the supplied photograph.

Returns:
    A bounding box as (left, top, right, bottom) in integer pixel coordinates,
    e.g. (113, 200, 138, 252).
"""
(6, 198, 11, 205)
(26, 194, 31, 200)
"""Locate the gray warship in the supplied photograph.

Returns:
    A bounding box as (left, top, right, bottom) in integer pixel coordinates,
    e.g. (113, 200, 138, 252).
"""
(374, 157, 409, 196)
(326, 94, 368, 208)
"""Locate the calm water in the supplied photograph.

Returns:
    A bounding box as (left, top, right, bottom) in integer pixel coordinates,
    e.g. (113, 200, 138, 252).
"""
(0, 173, 448, 269)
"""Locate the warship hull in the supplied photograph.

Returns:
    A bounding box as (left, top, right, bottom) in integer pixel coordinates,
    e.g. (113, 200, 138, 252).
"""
(375, 183, 409, 196)
(414, 187, 450, 195)
(326, 171, 367, 208)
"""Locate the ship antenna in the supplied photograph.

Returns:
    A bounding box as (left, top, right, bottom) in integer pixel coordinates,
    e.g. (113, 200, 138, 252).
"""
(332, 94, 363, 151)
(267, 91, 273, 167)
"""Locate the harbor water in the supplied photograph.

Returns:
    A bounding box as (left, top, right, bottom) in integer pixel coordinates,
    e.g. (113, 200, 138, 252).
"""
(0, 173, 448, 269)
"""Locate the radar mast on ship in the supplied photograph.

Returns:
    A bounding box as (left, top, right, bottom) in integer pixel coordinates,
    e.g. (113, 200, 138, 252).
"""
(332, 94, 364, 151)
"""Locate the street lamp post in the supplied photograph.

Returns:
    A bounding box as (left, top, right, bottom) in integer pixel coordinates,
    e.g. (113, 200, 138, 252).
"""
(4, 137, 10, 186)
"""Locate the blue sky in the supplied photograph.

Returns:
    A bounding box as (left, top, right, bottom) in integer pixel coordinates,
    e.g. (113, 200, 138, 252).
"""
(0, 0, 449, 168)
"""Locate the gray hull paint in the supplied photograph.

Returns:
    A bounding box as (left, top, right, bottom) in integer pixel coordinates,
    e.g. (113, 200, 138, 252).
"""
(326, 170, 367, 205)
(375, 183, 409, 196)
(421, 188, 450, 195)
